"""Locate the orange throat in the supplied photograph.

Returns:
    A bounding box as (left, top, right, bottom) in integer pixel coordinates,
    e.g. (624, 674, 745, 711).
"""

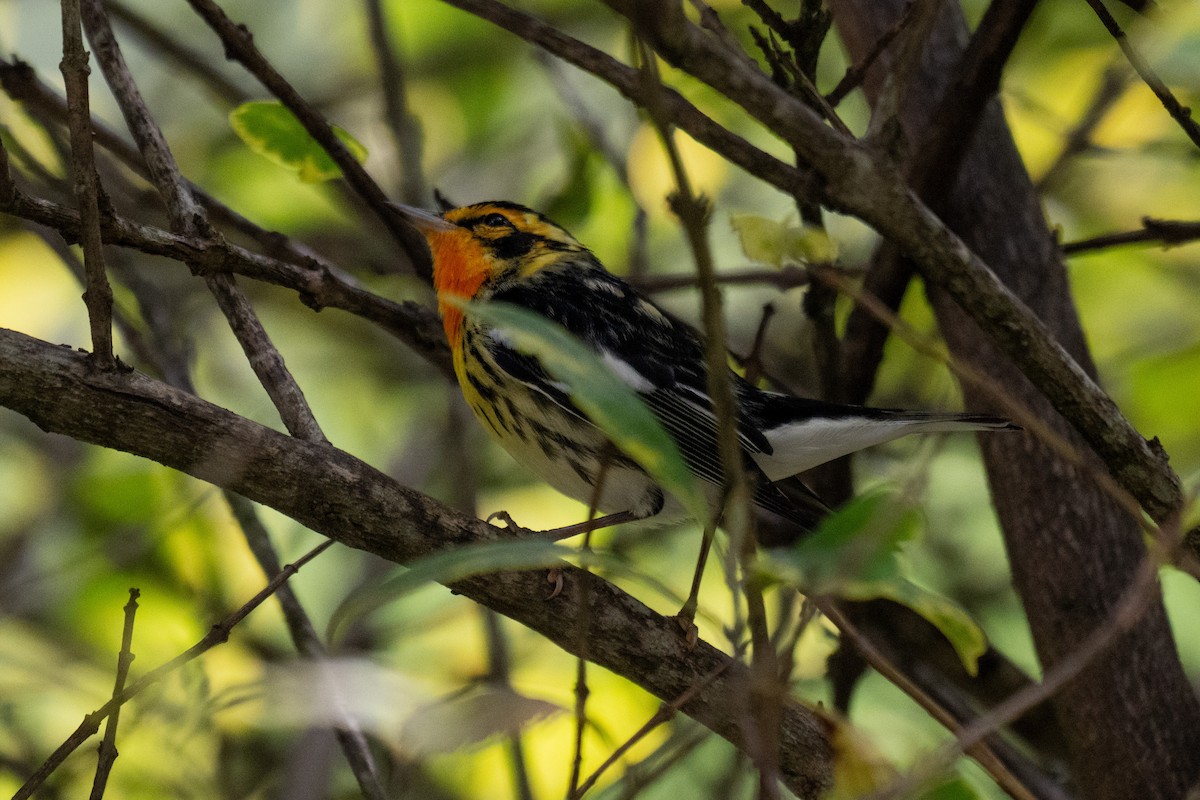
(428, 230, 490, 351)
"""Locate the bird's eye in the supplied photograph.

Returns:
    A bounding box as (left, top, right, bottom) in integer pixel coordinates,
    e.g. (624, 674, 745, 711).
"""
(479, 213, 510, 229)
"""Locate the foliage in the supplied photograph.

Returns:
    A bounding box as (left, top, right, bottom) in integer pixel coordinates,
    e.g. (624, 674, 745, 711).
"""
(0, 0, 1198, 799)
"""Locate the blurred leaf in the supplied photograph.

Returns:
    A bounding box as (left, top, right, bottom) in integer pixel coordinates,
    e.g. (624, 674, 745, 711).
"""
(229, 100, 367, 183)
(921, 775, 984, 800)
(399, 684, 561, 755)
(761, 493, 986, 675)
(730, 212, 838, 266)
(825, 712, 898, 798)
(329, 538, 622, 640)
(451, 298, 709, 522)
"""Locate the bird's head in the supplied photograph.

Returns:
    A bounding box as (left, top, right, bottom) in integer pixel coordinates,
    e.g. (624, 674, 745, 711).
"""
(394, 201, 586, 345)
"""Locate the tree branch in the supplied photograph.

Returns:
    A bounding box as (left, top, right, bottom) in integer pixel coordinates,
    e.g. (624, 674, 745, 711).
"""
(0, 326, 835, 800)
(598, 0, 1185, 534)
(59, 0, 116, 369)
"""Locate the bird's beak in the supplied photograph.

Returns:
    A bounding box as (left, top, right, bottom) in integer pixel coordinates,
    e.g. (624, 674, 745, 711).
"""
(390, 203, 456, 235)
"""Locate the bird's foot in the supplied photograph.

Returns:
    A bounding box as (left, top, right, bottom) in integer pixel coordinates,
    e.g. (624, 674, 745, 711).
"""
(673, 608, 700, 650)
(546, 568, 564, 599)
(486, 510, 532, 536)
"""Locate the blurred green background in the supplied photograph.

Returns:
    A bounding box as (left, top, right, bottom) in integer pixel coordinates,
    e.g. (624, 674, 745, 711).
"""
(1, 0, 1198, 797)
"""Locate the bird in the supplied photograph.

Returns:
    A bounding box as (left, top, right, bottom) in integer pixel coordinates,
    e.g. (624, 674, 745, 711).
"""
(394, 200, 1017, 538)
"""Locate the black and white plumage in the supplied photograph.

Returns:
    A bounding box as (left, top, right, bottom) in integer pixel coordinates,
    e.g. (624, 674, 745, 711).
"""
(400, 200, 1019, 533)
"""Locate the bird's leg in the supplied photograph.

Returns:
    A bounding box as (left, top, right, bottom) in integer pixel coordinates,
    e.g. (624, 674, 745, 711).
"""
(675, 518, 718, 648)
(538, 510, 640, 541)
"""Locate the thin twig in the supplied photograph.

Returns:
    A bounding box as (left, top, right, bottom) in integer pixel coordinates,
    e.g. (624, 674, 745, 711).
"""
(1036, 61, 1130, 192)
(0, 165, 450, 375)
(13, 540, 334, 800)
(571, 652, 738, 798)
(183, 0, 432, 276)
(436, 0, 819, 201)
(59, 0, 116, 369)
(80, 0, 329, 445)
(482, 610, 536, 800)
(1061, 217, 1200, 255)
(863, 548, 1165, 800)
(631, 264, 811, 293)
(819, 601, 1040, 800)
(635, 38, 781, 799)
(1084, 0, 1200, 151)
(864, 0, 945, 148)
(363, 0, 428, 205)
(0, 55, 369, 286)
(87, 588, 140, 800)
(824, 0, 917, 106)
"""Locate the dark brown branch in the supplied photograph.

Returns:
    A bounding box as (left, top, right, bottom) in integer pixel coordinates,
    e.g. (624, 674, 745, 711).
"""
(87, 588, 139, 800)
(364, 0, 428, 205)
(824, 0, 917, 107)
(0, 327, 835, 799)
(1061, 217, 1200, 255)
(436, 0, 819, 200)
(0, 165, 451, 377)
(80, 0, 328, 445)
(59, 0, 116, 369)
(600, 0, 1185, 531)
(1084, 0, 1200, 151)
(182, 0, 432, 277)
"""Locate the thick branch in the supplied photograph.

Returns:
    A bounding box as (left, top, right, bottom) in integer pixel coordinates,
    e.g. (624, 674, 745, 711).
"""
(0, 327, 834, 799)
(598, 0, 1184, 530)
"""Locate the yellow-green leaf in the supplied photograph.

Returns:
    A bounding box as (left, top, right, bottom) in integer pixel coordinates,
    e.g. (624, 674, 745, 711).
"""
(730, 212, 839, 266)
(760, 492, 986, 675)
(229, 100, 367, 183)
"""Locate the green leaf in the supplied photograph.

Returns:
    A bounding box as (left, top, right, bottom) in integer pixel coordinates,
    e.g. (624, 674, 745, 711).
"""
(229, 100, 367, 183)
(730, 212, 838, 267)
(760, 493, 987, 675)
(328, 538, 609, 640)
(450, 298, 709, 522)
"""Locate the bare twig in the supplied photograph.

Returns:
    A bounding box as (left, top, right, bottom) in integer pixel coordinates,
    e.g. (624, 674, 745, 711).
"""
(824, 0, 917, 106)
(865, 0, 946, 148)
(183, 0, 432, 276)
(0, 156, 451, 376)
(363, 0, 428, 205)
(1036, 61, 1131, 192)
(436, 0, 819, 200)
(482, 610, 536, 800)
(13, 540, 334, 800)
(106, 0, 249, 103)
(1061, 217, 1200, 255)
(1084, 0, 1200, 151)
(631, 264, 811, 293)
(865, 549, 1164, 800)
(80, 0, 329, 445)
(87, 588, 140, 800)
(59, 0, 116, 369)
(635, 38, 781, 798)
(819, 601, 1041, 800)
(571, 653, 738, 798)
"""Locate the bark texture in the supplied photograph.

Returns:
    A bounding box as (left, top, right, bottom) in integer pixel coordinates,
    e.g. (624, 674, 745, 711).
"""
(0, 327, 834, 799)
(829, 3, 1200, 798)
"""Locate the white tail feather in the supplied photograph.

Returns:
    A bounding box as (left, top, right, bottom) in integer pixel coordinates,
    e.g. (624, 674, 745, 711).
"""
(751, 415, 1013, 482)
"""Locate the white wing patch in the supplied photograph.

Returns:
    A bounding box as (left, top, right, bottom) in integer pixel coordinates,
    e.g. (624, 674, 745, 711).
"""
(753, 416, 1005, 481)
(601, 350, 656, 392)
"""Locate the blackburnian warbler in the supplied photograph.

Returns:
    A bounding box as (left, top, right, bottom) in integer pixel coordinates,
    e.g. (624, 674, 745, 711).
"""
(396, 201, 1015, 534)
